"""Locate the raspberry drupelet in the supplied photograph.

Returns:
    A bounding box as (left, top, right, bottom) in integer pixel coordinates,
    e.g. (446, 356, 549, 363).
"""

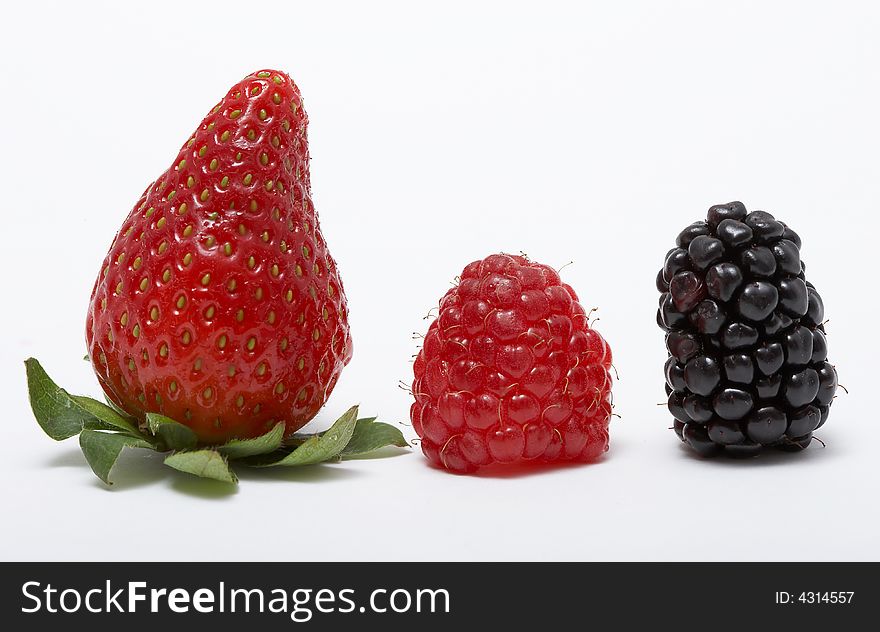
(411, 253, 613, 473)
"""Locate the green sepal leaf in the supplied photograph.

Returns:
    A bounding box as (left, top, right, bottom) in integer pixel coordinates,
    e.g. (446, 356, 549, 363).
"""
(82, 418, 129, 433)
(164, 450, 238, 484)
(27, 356, 404, 487)
(342, 418, 410, 457)
(79, 429, 153, 485)
(146, 413, 198, 451)
(254, 406, 359, 467)
(26, 358, 104, 440)
(71, 395, 143, 437)
(217, 422, 285, 459)
(103, 395, 134, 418)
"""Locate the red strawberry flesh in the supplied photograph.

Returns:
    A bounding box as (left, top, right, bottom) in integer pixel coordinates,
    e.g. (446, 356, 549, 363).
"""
(85, 70, 352, 444)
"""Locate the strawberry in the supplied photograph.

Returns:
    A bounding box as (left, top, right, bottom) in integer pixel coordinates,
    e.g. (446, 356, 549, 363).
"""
(85, 69, 352, 444)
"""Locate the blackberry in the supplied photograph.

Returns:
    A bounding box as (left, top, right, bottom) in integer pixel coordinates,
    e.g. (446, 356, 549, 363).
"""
(656, 202, 837, 457)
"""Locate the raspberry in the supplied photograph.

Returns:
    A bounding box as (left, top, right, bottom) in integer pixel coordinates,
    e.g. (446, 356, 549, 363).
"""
(656, 202, 838, 457)
(411, 253, 613, 473)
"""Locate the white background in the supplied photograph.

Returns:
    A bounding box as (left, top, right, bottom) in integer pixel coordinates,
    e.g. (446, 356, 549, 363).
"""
(1, 0, 877, 561)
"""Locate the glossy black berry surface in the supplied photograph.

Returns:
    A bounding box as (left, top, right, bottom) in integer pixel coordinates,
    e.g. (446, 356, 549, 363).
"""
(657, 202, 837, 457)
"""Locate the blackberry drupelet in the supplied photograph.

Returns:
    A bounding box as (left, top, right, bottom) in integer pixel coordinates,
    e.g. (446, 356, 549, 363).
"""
(656, 202, 837, 457)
